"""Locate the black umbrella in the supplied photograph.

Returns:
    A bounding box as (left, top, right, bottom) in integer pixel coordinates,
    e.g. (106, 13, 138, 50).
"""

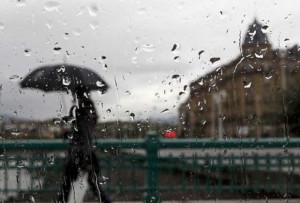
(20, 64, 109, 94)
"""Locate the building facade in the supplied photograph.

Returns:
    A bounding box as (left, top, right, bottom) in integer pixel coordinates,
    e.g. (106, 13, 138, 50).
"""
(178, 19, 300, 138)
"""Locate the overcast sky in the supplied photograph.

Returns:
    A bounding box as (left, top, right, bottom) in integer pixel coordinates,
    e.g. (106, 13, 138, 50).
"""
(0, 0, 299, 123)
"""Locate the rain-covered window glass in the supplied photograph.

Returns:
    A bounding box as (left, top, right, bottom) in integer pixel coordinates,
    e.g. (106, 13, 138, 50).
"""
(1, 0, 300, 202)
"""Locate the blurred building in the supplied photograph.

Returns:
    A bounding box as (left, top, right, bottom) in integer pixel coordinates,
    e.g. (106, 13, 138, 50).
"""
(178, 19, 300, 138)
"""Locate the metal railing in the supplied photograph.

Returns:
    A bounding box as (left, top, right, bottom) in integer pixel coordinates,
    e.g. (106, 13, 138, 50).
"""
(1, 132, 300, 202)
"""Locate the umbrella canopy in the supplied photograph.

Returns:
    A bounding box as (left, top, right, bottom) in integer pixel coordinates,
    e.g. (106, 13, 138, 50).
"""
(20, 64, 109, 94)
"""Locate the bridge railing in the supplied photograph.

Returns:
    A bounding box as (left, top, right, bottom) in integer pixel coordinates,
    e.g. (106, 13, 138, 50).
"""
(1, 132, 300, 202)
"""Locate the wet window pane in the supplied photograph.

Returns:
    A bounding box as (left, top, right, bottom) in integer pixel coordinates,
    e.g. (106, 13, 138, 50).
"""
(1, 0, 300, 202)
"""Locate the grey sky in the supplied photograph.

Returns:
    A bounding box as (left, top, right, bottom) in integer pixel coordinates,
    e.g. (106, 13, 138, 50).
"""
(0, 0, 299, 123)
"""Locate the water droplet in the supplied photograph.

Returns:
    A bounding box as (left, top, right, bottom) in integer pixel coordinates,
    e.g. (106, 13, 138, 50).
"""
(161, 109, 169, 114)
(44, 1, 60, 12)
(131, 56, 138, 64)
(210, 57, 220, 64)
(261, 25, 268, 33)
(96, 81, 105, 87)
(106, 109, 111, 113)
(243, 81, 252, 88)
(254, 53, 263, 58)
(16, 160, 25, 168)
(11, 129, 21, 136)
(54, 47, 61, 54)
(24, 49, 32, 56)
(9, 75, 21, 81)
(198, 50, 204, 59)
(102, 63, 108, 70)
(67, 133, 74, 139)
(48, 156, 55, 165)
(171, 43, 181, 53)
(265, 73, 272, 80)
(135, 44, 156, 53)
(16, 0, 26, 7)
(63, 32, 69, 40)
(73, 28, 82, 36)
(125, 91, 131, 95)
(171, 44, 177, 51)
(90, 21, 99, 30)
(88, 4, 98, 17)
(46, 20, 53, 29)
(62, 77, 71, 86)
(129, 113, 135, 121)
(172, 74, 180, 79)
(53, 118, 61, 126)
(100, 176, 109, 185)
(174, 56, 180, 62)
(0, 22, 5, 30)
(284, 38, 289, 41)
(57, 65, 65, 72)
(54, 47, 61, 51)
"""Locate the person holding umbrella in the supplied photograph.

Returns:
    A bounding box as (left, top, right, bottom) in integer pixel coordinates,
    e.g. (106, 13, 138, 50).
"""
(57, 87, 111, 203)
(20, 64, 111, 203)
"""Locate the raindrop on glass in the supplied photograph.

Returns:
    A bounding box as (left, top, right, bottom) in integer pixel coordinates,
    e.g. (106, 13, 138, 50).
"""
(254, 53, 263, 58)
(135, 44, 156, 53)
(48, 156, 55, 165)
(96, 81, 105, 87)
(129, 113, 135, 121)
(44, 1, 60, 12)
(11, 129, 21, 136)
(63, 32, 69, 40)
(161, 109, 169, 114)
(67, 133, 74, 139)
(100, 176, 109, 185)
(88, 4, 98, 17)
(265, 73, 272, 80)
(261, 25, 268, 33)
(174, 56, 180, 62)
(73, 28, 82, 36)
(16, 160, 25, 168)
(198, 50, 204, 59)
(106, 109, 111, 113)
(62, 77, 71, 86)
(24, 49, 32, 56)
(171, 43, 181, 53)
(210, 57, 220, 64)
(57, 65, 65, 72)
(16, 0, 26, 7)
(90, 21, 99, 30)
(171, 44, 177, 52)
(46, 20, 53, 29)
(9, 75, 21, 81)
(243, 81, 252, 88)
(53, 118, 61, 126)
(172, 74, 180, 79)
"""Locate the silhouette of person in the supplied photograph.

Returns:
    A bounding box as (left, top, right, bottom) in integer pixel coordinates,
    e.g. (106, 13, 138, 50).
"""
(56, 88, 110, 203)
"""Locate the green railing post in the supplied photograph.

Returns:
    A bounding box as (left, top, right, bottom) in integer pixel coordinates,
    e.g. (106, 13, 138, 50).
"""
(145, 131, 160, 203)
